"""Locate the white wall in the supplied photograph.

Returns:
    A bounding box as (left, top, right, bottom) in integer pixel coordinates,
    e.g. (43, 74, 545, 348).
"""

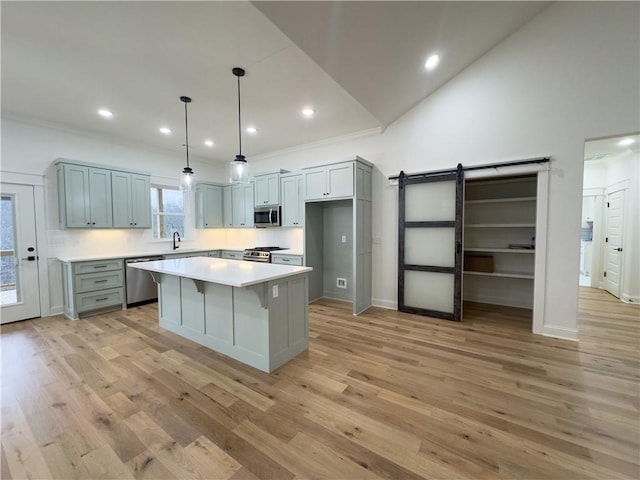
(253, 2, 640, 337)
(1, 2, 638, 336)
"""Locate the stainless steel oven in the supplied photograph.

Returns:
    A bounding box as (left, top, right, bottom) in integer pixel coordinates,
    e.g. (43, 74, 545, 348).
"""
(254, 206, 281, 228)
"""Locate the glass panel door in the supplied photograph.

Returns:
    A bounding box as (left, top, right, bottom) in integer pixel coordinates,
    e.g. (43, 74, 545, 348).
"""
(0, 183, 40, 323)
(398, 165, 464, 321)
(1, 195, 18, 305)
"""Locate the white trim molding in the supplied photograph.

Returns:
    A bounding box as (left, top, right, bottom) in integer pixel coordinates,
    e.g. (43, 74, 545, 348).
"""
(542, 325, 578, 341)
(372, 298, 398, 310)
(0, 171, 45, 186)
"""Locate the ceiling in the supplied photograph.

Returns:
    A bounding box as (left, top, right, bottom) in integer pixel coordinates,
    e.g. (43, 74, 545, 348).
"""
(1, 1, 549, 166)
(584, 134, 640, 163)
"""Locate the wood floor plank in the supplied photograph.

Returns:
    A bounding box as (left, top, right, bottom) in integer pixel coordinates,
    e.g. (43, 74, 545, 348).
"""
(1, 287, 638, 479)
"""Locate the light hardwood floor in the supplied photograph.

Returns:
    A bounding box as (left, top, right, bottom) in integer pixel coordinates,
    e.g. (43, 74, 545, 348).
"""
(1, 287, 638, 479)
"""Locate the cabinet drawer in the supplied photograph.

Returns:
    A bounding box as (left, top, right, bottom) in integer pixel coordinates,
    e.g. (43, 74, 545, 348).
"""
(271, 254, 303, 266)
(221, 250, 244, 260)
(76, 287, 124, 313)
(73, 259, 123, 274)
(75, 270, 124, 293)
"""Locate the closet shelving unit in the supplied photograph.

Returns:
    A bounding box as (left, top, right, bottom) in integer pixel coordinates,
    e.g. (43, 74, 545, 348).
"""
(463, 177, 537, 308)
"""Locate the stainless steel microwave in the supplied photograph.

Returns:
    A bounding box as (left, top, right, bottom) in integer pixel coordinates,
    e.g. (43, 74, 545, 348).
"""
(254, 206, 281, 227)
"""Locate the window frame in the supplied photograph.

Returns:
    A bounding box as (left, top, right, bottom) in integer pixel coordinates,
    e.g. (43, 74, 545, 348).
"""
(150, 185, 186, 240)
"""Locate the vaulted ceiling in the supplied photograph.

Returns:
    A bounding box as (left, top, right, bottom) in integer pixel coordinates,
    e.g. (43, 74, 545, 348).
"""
(1, 1, 549, 164)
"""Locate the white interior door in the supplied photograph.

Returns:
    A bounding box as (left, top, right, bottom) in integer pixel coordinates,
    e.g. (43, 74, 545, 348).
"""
(603, 190, 624, 298)
(0, 183, 41, 323)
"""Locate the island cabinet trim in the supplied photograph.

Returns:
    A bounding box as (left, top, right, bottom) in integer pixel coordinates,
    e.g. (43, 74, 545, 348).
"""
(154, 270, 309, 373)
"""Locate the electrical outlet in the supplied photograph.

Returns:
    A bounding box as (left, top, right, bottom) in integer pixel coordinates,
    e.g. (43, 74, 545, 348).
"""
(341, 235, 347, 243)
(272, 285, 278, 298)
(337, 278, 347, 289)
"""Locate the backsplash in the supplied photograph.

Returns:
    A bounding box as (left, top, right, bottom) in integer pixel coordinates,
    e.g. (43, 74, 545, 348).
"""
(48, 226, 304, 259)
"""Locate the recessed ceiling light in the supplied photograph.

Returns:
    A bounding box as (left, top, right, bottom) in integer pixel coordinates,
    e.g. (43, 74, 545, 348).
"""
(302, 108, 315, 118)
(617, 138, 635, 147)
(246, 126, 257, 134)
(204, 140, 215, 147)
(159, 127, 172, 135)
(424, 54, 440, 71)
(98, 109, 113, 118)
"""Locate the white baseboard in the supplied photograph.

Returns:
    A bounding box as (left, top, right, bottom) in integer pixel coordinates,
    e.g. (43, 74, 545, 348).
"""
(542, 324, 578, 341)
(46, 306, 64, 317)
(372, 298, 397, 310)
(621, 294, 640, 305)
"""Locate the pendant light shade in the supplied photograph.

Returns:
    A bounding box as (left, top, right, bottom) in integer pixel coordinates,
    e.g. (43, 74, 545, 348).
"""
(179, 96, 194, 191)
(230, 67, 250, 184)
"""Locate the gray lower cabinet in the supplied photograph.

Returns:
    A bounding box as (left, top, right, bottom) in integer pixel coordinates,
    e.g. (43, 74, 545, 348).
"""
(163, 251, 211, 259)
(271, 254, 303, 266)
(62, 259, 125, 319)
(221, 250, 244, 260)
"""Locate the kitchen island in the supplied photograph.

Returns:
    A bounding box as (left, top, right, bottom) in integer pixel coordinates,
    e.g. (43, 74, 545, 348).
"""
(129, 257, 312, 373)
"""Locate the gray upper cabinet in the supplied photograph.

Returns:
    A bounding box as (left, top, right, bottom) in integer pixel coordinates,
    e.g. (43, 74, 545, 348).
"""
(58, 163, 113, 228)
(223, 186, 233, 227)
(112, 171, 151, 228)
(254, 173, 280, 206)
(281, 173, 303, 227)
(304, 162, 354, 201)
(195, 183, 224, 228)
(232, 183, 255, 227)
(56, 159, 150, 229)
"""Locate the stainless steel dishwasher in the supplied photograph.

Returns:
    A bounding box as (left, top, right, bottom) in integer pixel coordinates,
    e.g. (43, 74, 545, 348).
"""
(125, 256, 163, 306)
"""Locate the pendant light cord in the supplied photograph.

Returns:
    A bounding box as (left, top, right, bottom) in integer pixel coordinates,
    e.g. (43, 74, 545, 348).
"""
(184, 100, 190, 169)
(237, 73, 242, 157)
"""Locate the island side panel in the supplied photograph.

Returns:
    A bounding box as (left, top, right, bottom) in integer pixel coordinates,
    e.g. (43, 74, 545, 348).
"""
(203, 282, 234, 346)
(268, 274, 309, 372)
(159, 274, 181, 328)
(232, 284, 270, 371)
(180, 277, 204, 335)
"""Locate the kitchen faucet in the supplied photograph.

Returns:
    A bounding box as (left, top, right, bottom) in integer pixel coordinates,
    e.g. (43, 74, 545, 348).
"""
(172, 231, 181, 250)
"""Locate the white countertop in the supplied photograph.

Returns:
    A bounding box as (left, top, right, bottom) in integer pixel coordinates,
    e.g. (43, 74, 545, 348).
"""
(57, 247, 303, 263)
(128, 257, 312, 287)
(56, 248, 221, 263)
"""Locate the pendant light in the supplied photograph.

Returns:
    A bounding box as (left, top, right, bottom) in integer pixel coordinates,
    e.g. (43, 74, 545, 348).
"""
(230, 67, 250, 184)
(179, 95, 194, 191)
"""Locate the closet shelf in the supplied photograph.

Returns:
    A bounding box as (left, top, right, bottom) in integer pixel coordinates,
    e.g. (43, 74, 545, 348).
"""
(465, 196, 536, 205)
(464, 223, 535, 228)
(464, 248, 535, 254)
(464, 271, 534, 280)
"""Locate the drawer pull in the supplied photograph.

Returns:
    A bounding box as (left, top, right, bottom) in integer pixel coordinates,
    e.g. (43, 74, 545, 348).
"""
(93, 265, 108, 269)
(282, 259, 290, 262)
(94, 279, 108, 283)
(95, 297, 109, 302)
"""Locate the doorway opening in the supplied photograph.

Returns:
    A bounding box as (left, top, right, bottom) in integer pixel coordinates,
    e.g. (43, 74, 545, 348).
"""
(581, 133, 639, 304)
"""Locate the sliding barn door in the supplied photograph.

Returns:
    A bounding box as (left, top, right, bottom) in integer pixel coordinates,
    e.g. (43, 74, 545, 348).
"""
(398, 165, 464, 321)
